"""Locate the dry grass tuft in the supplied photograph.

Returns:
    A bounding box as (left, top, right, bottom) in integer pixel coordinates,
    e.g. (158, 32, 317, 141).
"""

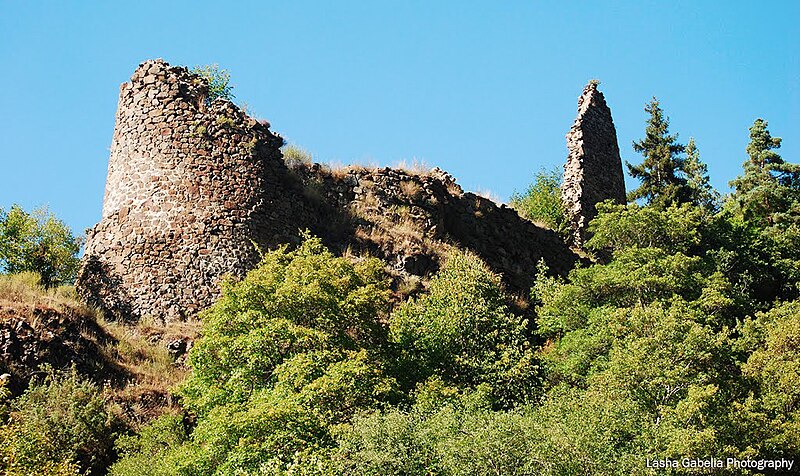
(474, 188, 504, 204)
(394, 158, 433, 175)
(352, 195, 452, 264)
(282, 144, 313, 170)
(99, 319, 196, 392)
(400, 180, 422, 199)
(357, 190, 381, 211)
(98, 319, 199, 427)
(446, 181, 463, 196)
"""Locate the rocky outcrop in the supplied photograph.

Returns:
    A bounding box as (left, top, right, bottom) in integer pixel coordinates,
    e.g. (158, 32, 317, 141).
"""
(78, 59, 582, 323)
(292, 164, 578, 295)
(0, 304, 126, 394)
(561, 82, 626, 247)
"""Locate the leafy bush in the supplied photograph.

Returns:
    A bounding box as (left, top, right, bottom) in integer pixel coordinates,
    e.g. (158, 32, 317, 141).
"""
(0, 367, 118, 475)
(738, 301, 800, 455)
(192, 64, 234, 104)
(527, 199, 800, 467)
(110, 414, 195, 476)
(332, 386, 540, 476)
(510, 167, 569, 236)
(0, 204, 80, 287)
(113, 235, 396, 475)
(331, 382, 649, 476)
(390, 250, 539, 407)
(586, 201, 705, 255)
(180, 234, 390, 414)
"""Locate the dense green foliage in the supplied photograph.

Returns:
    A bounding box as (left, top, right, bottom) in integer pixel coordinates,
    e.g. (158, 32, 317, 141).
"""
(0, 204, 80, 286)
(509, 167, 569, 236)
(738, 301, 800, 455)
(532, 209, 745, 469)
(192, 64, 234, 104)
(390, 251, 539, 407)
(110, 241, 541, 475)
(111, 235, 397, 474)
(330, 187, 799, 474)
(0, 368, 118, 475)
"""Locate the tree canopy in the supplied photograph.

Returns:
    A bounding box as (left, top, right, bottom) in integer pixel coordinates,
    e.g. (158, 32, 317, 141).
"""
(0, 204, 80, 287)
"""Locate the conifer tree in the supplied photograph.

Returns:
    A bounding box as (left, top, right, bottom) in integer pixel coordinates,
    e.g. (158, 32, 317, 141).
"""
(684, 138, 718, 210)
(626, 98, 688, 207)
(729, 119, 800, 226)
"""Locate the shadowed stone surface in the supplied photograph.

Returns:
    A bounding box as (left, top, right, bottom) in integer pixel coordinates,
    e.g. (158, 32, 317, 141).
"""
(561, 82, 627, 247)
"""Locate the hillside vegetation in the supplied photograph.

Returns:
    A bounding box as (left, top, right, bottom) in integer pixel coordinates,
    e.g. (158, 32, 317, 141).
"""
(0, 273, 195, 475)
(0, 97, 798, 475)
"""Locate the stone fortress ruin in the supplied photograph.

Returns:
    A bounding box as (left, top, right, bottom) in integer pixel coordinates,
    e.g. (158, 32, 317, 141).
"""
(77, 60, 625, 323)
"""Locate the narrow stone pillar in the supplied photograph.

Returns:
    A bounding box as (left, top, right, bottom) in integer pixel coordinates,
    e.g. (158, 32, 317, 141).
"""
(561, 82, 626, 247)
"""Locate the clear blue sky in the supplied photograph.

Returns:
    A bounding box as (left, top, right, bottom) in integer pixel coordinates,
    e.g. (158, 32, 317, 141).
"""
(1, 1, 797, 235)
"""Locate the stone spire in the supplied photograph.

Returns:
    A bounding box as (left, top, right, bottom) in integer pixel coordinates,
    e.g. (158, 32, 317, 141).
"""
(561, 81, 626, 247)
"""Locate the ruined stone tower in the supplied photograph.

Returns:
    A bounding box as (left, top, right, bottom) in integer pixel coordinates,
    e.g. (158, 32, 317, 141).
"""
(78, 60, 285, 321)
(561, 82, 626, 246)
(79, 59, 583, 323)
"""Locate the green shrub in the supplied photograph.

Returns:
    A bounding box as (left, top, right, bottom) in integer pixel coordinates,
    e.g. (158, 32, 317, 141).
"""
(738, 301, 800, 455)
(586, 201, 705, 255)
(110, 414, 195, 476)
(191, 64, 234, 104)
(180, 234, 390, 415)
(282, 144, 314, 170)
(331, 386, 556, 476)
(176, 349, 395, 474)
(390, 250, 539, 407)
(0, 367, 117, 475)
(114, 234, 396, 475)
(510, 167, 568, 237)
(529, 206, 767, 466)
(0, 204, 81, 287)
